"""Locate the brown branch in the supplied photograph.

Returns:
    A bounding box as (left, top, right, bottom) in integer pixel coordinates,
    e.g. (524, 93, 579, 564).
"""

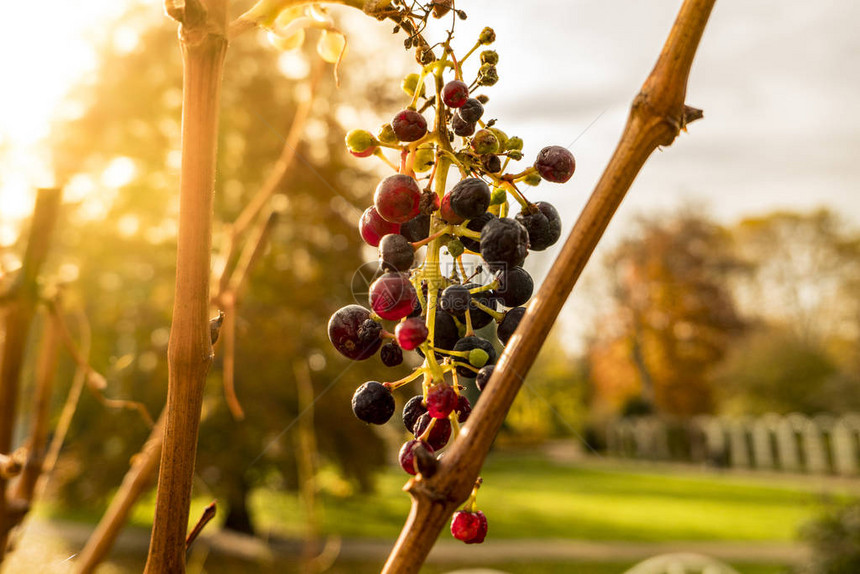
(47, 300, 154, 428)
(144, 1, 228, 570)
(381, 0, 716, 571)
(216, 59, 323, 298)
(213, 63, 320, 421)
(80, 37, 322, 574)
(185, 500, 217, 551)
(0, 451, 26, 481)
(220, 298, 241, 419)
(40, 308, 90, 499)
(0, 187, 62, 563)
(220, 210, 278, 420)
(11, 309, 61, 510)
(74, 410, 166, 574)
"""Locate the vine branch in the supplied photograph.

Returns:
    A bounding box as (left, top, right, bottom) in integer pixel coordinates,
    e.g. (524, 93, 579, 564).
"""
(47, 299, 155, 427)
(0, 187, 62, 563)
(382, 0, 716, 571)
(144, 0, 228, 570)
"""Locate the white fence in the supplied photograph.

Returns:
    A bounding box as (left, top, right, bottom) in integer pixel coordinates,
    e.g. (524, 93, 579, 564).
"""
(605, 413, 860, 476)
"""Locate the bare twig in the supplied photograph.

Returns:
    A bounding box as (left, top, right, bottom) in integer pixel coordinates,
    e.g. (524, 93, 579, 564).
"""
(216, 59, 323, 297)
(82, 37, 323, 574)
(0, 187, 62, 563)
(144, 1, 229, 570)
(47, 300, 154, 428)
(75, 411, 166, 574)
(220, 210, 278, 420)
(11, 309, 61, 508)
(381, 1, 716, 571)
(213, 60, 321, 421)
(220, 297, 242, 419)
(42, 307, 91, 480)
(185, 500, 217, 551)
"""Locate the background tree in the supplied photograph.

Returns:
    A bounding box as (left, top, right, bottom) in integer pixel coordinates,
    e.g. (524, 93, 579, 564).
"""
(713, 209, 860, 416)
(712, 324, 860, 415)
(731, 209, 860, 347)
(588, 211, 746, 416)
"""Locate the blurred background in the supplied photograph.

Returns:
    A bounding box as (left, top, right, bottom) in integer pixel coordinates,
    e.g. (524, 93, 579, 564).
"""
(0, 1, 858, 573)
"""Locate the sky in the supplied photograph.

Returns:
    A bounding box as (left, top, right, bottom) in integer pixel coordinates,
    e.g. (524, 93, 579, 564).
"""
(0, 0, 857, 346)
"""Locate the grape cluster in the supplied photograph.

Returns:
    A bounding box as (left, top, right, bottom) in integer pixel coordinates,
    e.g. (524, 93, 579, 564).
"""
(327, 5, 575, 544)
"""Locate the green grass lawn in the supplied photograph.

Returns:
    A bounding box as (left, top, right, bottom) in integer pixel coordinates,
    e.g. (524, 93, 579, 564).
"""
(38, 450, 836, 572)
(241, 451, 846, 542)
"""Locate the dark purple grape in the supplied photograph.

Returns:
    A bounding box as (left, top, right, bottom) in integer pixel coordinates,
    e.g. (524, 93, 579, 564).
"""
(459, 212, 496, 252)
(534, 145, 575, 183)
(449, 178, 491, 220)
(461, 282, 497, 329)
(431, 310, 460, 351)
(403, 395, 427, 433)
(379, 234, 415, 272)
(476, 364, 494, 391)
(452, 114, 476, 137)
(328, 305, 383, 360)
(352, 381, 395, 424)
(497, 306, 526, 345)
(457, 98, 484, 123)
(415, 310, 460, 359)
(480, 217, 529, 271)
(392, 109, 428, 142)
(452, 335, 497, 378)
(400, 213, 431, 243)
(440, 284, 472, 317)
(456, 394, 472, 423)
(515, 201, 561, 251)
(496, 266, 533, 307)
(482, 154, 502, 173)
(380, 342, 403, 367)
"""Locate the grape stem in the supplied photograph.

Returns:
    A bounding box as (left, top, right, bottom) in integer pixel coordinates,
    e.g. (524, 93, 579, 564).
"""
(411, 226, 453, 249)
(468, 281, 498, 294)
(471, 300, 504, 321)
(458, 40, 482, 67)
(373, 148, 400, 172)
(385, 368, 426, 391)
(451, 224, 481, 239)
